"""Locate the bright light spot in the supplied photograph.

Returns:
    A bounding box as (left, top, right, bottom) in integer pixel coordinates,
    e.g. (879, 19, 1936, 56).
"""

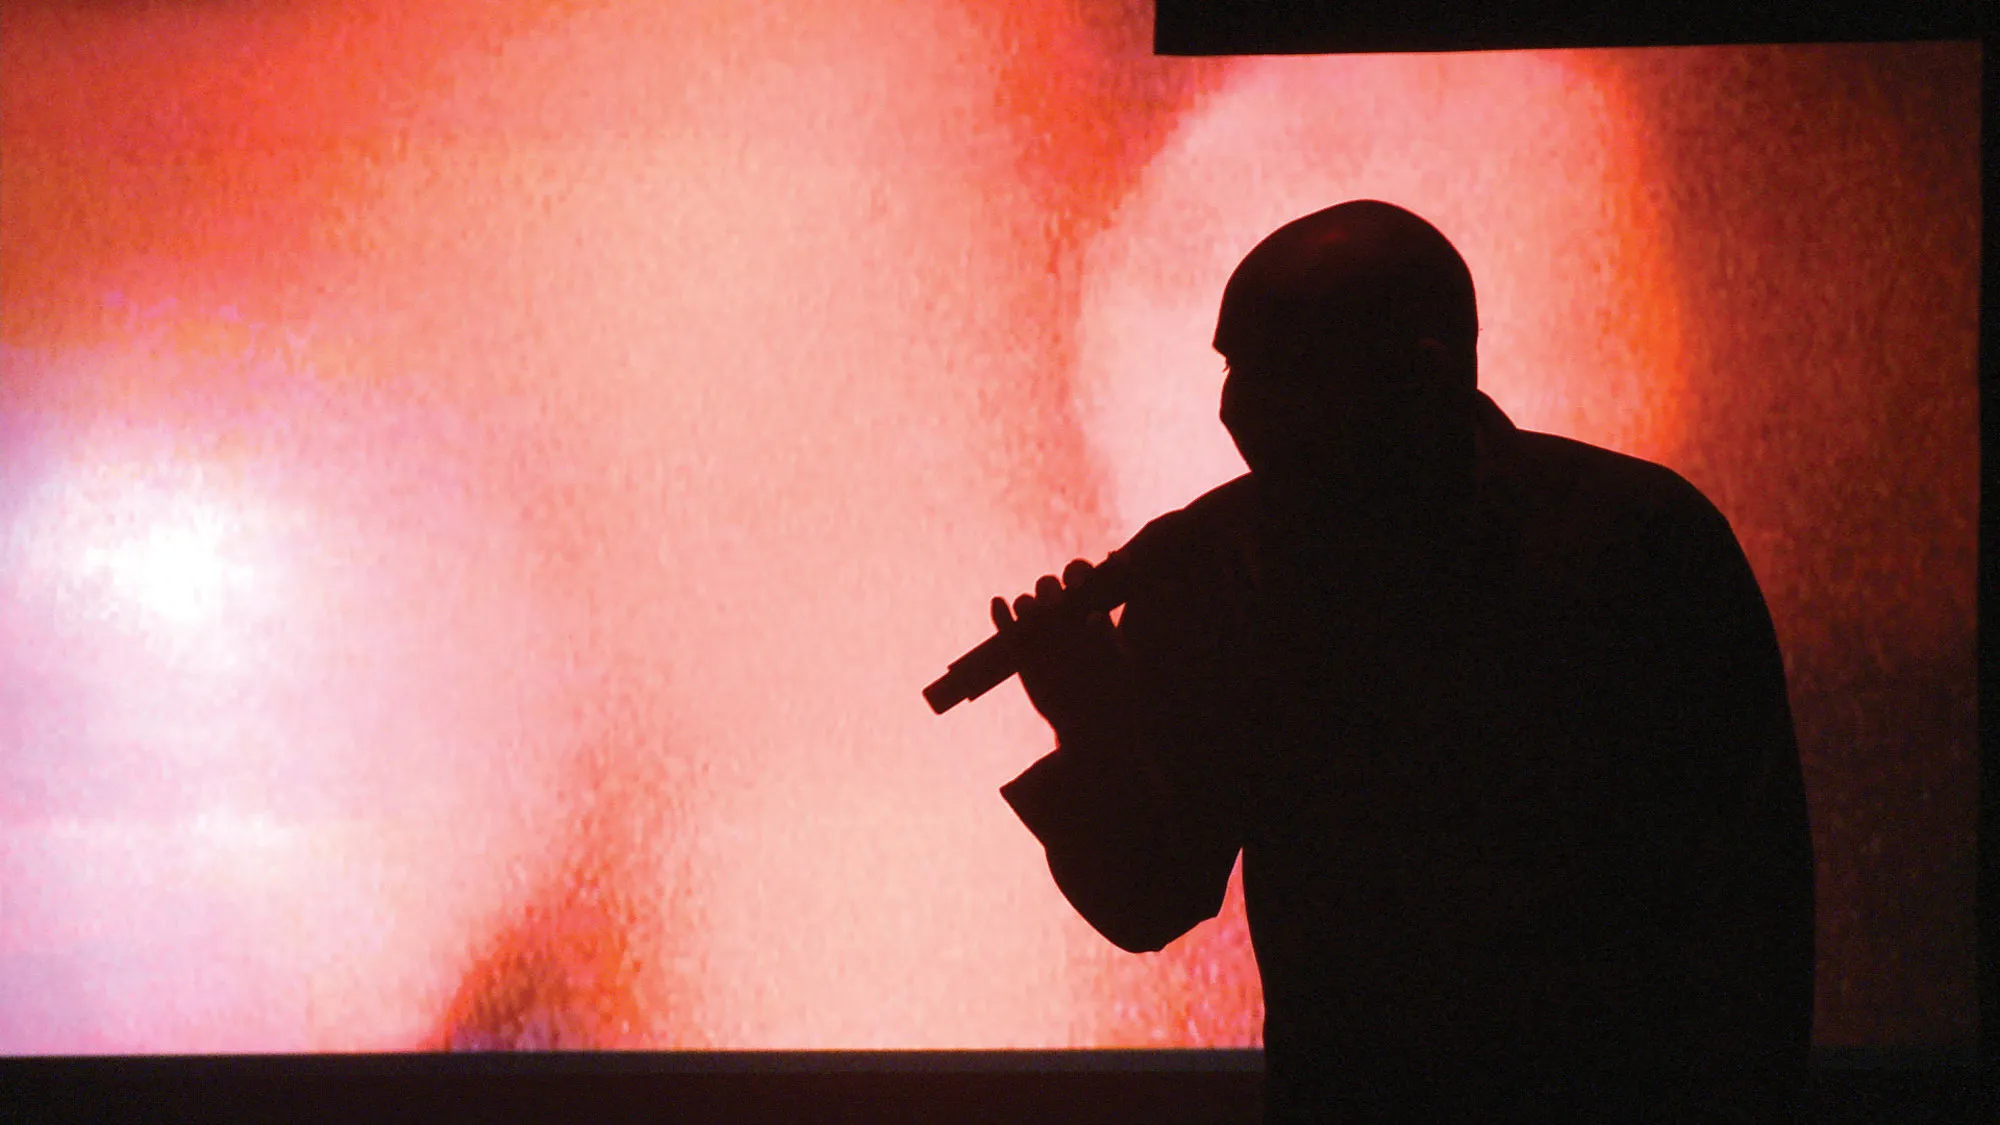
(77, 503, 239, 623)
(12, 456, 270, 632)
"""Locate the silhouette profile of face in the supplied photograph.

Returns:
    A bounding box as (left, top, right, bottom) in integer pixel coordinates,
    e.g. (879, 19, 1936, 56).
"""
(1214, 201, 1477, 504)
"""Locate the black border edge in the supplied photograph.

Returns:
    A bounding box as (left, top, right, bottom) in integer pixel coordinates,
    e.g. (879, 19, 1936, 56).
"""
(1153, 1, 1985, 56)
(1979, 24, 1998, 1095)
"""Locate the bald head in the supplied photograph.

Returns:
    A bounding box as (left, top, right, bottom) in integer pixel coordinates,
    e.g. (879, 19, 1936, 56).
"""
(1214, 200, 1477, 383)
(1214, 202, 1480, 502)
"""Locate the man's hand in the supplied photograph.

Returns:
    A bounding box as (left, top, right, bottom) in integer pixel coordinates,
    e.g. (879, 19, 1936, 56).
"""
(990, 559, 1134, 743)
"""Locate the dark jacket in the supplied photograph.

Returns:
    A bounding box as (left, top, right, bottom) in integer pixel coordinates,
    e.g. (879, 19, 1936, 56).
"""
(1003, 392, 1814, 1122)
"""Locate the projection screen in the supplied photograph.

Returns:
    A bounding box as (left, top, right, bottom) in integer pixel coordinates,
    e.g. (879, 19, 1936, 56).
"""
(0, 1, 1976, 1053)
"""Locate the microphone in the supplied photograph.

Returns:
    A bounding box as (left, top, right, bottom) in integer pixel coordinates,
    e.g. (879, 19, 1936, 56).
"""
(921, 504, 1204, 715)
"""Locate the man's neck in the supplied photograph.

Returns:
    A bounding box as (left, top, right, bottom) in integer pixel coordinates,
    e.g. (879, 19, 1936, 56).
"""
(1258, 445, 1475, 547)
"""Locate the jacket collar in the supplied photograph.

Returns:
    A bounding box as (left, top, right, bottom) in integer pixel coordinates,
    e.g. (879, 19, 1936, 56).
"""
(1471, 389, 1519, 488)
(1467, 389, 1535, 551)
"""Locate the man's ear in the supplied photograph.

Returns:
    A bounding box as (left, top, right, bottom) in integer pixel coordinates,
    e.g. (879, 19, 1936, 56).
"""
(1409, 337, 1452, 391)
(1417, 336, 1482, 393)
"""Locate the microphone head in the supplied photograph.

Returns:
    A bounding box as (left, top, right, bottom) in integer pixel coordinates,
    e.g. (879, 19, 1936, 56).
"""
(922, 674, 962, 714)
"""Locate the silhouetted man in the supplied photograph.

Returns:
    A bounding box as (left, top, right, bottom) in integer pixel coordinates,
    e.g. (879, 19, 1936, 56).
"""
(994, 201, 1814, 1122)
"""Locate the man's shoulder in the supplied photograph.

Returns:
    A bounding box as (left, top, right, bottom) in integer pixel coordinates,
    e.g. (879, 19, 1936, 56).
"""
(1179, 472, 1258, 524)
(1124, 473, 1257, 553)
(1508, 428, 1727, 536)
(1117, 474, 1259, 605)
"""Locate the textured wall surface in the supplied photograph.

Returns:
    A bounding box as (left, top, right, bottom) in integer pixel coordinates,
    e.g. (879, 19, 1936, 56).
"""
(0, 0, 1976, 1052)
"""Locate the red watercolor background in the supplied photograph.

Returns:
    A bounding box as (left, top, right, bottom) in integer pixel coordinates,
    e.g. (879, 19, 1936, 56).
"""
(0, 2, 1976, 1051)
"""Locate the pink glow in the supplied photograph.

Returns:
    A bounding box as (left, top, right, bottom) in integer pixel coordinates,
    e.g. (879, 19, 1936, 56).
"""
(0, 3, 1977, 1051)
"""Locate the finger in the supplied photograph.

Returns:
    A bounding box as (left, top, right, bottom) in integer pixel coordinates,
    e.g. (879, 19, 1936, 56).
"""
(1034, 574, 1064, 605)
(1014, 592, 1039, 621)
(1062, 558, 1094, 590)
(991, 595, 1014, 630)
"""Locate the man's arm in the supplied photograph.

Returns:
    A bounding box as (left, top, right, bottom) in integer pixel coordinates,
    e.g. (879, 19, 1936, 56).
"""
(993, 561, 1243, 954)
(1604, 475, 1816, 1118)
(1001, 728, 1238, 954)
